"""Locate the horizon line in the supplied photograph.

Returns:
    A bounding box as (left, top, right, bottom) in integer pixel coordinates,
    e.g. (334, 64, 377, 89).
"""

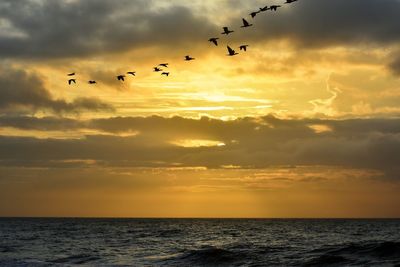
(1, 217, 400, 220)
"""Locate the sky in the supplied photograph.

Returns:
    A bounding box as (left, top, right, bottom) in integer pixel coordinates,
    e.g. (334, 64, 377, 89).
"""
(0, 0, 400, 218)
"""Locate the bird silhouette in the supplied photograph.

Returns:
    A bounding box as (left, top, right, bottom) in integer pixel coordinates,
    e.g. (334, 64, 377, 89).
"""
(68, 79, 76, 85)
(221, 27, 234, 35)
(154, 67, 162, 72)
(117, 75, 125, 81)
(127, 71, 136, 76)
(227, 46, 239, 56)
(259, 6, 270, 12)
(161, 72, 170, 77)
(241, 18, 253, 28)
(185, 55, 195, 61)
(270, 5, 281, 11)
(209, 37, 219, 46)
(88, 80, 97, 84)
(240, 45, 249, 52)
(285, 0, 298, 3)
(67, 73, 75, 76)
(250, 11, 260, 18)
(159, 63, 169, 68)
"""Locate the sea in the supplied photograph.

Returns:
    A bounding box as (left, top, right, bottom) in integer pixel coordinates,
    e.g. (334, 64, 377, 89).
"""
(0, 218, 400, 266)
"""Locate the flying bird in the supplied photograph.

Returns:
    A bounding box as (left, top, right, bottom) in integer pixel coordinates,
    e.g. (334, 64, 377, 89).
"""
(270, 5, 281, 11)
(221, 27, 234, 35)
(259, 6, 270, 12)
(161, 72, 170, 77)
(209, 37, 219, 46)
(154, 67, 162, 72)
(117, 75, 125, 81)
(159, 63, 169, 68)
(285, 0, 298, 3)
(127, 71, 136, 76)
(67, 73, 75, 76)
(241, 18, 253, 28)
(250, 11, 260, 18)
(68, 79, 76, 85)
(185, 55, 195, 61)
(227, 46, 238, 56)
(240, 45, 249, 52)
(88, 80, 97, 84)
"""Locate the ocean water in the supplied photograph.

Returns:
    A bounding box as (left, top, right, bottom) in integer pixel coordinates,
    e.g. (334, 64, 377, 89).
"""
(0, 219, 400, 266)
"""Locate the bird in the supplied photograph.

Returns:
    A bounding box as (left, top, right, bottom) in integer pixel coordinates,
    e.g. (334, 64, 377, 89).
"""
(154, 67, 162, 72)
(240, 45, 249, 52)
(67, 73, 75, 76)
(117, 75, 125, 81)
(159, 63, 169, 68)
(227, 46, 238, 56)
(270, 5, 281, 11)
(221, 27, 234, 35)
(259, 6, 270, 12)
(127, 71, 136, 76)
(241, 18, 253, 28)
(185, 55, 195, 61)
(250, 11, 260, 18)
(88, 80, 97, 84)
(285, 0, 298, 3)
(161, 72, 170, 76)
(209, 37, 219, 46)
(68, 79, 76, 85)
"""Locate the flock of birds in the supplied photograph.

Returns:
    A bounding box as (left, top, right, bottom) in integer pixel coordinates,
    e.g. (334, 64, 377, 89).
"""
(67, 0, 299, 85)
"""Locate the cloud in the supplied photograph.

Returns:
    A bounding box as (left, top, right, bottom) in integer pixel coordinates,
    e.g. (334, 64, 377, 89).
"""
(0, 115, 399, 179)
(388, 54, 400, 76)
(248, 0, 400, 48)
(0, 0, 217, 59)
(0, 65, 114, 113)
(2, 0, 398, 60)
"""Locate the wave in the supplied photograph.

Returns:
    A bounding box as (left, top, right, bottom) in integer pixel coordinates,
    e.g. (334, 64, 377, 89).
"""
(49, 254, 100, 264)
(0, 245, 18, 253)
(164, 246, 249, 266)
(18, 236, 39, 241)
(156, 228, 183, 238)
(304, 241, 400, 266)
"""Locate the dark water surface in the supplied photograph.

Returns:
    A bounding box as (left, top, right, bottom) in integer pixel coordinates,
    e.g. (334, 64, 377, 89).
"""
(0, 218, 400, 266)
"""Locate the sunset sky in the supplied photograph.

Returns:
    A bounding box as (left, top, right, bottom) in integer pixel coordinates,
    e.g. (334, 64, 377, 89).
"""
(1, 0, 400, 218)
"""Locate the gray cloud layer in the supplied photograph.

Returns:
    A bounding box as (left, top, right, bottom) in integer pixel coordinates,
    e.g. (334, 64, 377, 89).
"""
(249, 0, 400, 47)
(0, 65, 113, 113)
(0, 0, 399, 59)
(0, 0, 216, 59)
(0, 115, 399, 179)
(388, 54, 400, 76)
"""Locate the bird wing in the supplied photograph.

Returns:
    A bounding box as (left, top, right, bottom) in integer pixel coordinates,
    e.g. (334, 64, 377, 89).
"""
(242, 18, 249, 26)
(227, 46, 235, 54)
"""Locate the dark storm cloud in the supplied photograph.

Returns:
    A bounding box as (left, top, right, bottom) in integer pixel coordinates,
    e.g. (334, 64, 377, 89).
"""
(0, 0, 217, 59)
(0, 65, 114, 113)
(0, 115, 399, 179)
(1, 0, 399, 60)
(245, 0, 400, 48)
(388, 55, 400, 76)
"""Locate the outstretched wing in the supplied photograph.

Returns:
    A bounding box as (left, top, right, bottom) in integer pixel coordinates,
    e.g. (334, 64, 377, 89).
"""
(242, 18, 249, 26)
(227, 46, 235, 55)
